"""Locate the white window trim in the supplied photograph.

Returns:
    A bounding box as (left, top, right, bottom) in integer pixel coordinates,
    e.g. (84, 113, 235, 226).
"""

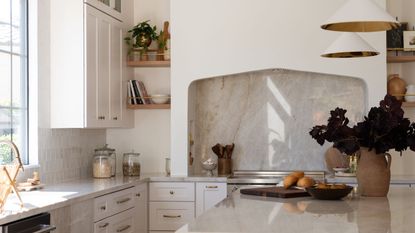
(27, 0, 38, 167)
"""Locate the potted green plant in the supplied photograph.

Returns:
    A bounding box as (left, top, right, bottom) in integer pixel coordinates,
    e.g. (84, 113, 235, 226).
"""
(309, 95, 415, 197)
(124, 20, 158, 60)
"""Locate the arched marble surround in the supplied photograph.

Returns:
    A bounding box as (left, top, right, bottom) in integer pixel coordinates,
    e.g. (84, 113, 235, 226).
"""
(188, 68, 367, 174)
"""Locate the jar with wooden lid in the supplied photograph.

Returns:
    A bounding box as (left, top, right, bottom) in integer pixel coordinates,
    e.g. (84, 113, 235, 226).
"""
(123, 152, 141, 176)
(93, 155, 112, 178)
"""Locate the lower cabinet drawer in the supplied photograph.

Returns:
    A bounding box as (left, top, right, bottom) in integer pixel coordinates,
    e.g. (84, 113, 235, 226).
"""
(94, 208, 135, 233)
(94, 187, 135, 222)
(149, 202, 195, 231)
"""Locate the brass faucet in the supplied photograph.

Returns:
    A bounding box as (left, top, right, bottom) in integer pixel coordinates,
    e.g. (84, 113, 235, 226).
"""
(0, 140, 24, 170)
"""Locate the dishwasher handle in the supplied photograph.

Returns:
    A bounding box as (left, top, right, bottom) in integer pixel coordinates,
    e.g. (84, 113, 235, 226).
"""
(33, 224, 57, 233)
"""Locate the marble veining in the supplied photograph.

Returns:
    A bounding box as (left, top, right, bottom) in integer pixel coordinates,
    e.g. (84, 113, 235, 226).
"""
(189, 69, 366, 173)
(178, 187, 415, 233)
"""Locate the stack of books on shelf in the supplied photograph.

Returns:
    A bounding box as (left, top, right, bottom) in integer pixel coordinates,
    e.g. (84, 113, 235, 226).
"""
(128, 80, 151, 105)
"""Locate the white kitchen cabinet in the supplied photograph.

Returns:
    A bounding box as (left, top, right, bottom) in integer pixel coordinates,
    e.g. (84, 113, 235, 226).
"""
(94, 208, 135, 233)
(85, 0, 123, 22)
(149, 202, 195, 231)
(134, 183, 148, 233)
(50, 199, 94, 233)
(149, 182, 195, 232)
(195, 183, 227, 217)
(149, 182, 195, 202)
(50, 1, 133, 128)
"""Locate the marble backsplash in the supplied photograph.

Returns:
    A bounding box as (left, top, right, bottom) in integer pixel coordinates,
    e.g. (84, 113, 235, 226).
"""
(188, 68, 366, 174)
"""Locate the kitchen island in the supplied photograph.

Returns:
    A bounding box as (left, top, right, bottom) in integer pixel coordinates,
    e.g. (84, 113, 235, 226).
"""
(177, 187, 415, 233)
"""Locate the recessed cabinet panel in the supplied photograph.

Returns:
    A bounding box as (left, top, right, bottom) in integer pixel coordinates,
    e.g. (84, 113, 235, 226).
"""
(98, 19, 111, 124)
(110, 22, 123, 124)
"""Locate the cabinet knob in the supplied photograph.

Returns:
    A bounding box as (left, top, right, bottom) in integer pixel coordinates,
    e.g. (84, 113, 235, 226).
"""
(100, 206, 106, 210)
(169, 190, 175, 195)
(113, 117, 118, 120)
(136, 193, 141, 197)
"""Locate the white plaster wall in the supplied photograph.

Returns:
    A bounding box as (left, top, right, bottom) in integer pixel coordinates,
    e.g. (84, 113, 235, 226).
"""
(106, 0, 171, 174)
(171, 0, 388, 176)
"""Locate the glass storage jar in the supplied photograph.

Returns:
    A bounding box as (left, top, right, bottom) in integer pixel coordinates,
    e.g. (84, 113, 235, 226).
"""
(93, 155, 112, 178)
(123, 152, 141, 176)
(94, 144, 116, 177)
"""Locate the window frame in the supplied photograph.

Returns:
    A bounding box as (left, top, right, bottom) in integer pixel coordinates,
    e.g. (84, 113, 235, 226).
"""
(0, 0, 29, 165)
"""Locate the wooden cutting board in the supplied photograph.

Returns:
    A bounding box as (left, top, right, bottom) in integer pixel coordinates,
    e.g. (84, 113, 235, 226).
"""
(240, 187, 310, 198)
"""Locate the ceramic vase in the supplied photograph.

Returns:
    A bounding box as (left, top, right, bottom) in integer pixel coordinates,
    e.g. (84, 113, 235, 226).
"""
(405, 85, 415, 102)
(356, 147, 391, 197)
(387, 74, 406, 101)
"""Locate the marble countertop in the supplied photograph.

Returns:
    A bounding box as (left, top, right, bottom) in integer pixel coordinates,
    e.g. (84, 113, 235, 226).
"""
(177, 187, 415, 233)
(0, 173, 226, 225)
(326, 175, 415, 185)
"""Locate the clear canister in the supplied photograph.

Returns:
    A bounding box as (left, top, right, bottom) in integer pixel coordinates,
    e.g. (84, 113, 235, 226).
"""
(94, 144, 116, 177)
(123, 152, 141, 176)
(93, 155, 112, 178)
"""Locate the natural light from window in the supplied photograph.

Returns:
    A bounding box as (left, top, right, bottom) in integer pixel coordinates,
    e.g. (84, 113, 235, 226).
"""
(0, 0, 28, 165)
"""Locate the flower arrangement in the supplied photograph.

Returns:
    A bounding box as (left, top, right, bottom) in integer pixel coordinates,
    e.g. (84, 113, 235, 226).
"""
(309, 95, 415, 155)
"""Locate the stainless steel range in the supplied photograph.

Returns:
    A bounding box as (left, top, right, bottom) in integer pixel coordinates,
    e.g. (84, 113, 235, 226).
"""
(227, 170, 326, 194)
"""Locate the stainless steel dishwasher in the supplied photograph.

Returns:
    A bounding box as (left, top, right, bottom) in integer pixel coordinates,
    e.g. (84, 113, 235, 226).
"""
(0, 213, 56, 233)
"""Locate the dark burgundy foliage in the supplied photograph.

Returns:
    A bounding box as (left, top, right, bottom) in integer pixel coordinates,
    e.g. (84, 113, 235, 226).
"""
(309, 95, 415, 155)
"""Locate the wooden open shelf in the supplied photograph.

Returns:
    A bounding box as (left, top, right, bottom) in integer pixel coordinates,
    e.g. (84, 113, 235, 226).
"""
(402, 102, 415, 107)
(127, 60, 170, 67)
(387, 56, 415, 63)
(127, 104, 170, 109)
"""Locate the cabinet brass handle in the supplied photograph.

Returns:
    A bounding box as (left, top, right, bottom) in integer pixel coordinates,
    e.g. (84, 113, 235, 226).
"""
(163, 214, 181, 218)
(99, 223, 109, 228)
(100, 206, 106, 210)
(169, 190, 175, 195)
(116, 225, 131, 232)
(113, 117, 118, 120)
(206, 185, 218, 189)
(116, 197, 131, 204)
(136, 193, 141, 197)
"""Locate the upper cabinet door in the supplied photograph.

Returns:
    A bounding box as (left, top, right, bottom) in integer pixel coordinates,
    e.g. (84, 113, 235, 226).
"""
(85, 6, 100, 127)
(109, 20, 123, 125)
(84, 0, 123, 22)
(97, 18, 111, 124)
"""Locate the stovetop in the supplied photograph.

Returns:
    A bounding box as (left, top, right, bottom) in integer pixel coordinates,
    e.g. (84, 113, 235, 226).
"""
(227, 170, 326, 184)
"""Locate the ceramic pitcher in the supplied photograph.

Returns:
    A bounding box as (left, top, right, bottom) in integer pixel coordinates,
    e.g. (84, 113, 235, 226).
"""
(356, 147, 391, 197)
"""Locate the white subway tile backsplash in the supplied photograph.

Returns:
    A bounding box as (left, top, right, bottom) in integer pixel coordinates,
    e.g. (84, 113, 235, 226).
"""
(36, 128, 106, 185)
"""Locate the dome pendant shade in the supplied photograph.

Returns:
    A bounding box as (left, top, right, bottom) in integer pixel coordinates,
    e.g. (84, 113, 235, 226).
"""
(321, 33, 379, 58)
(321, 0, 400, 32)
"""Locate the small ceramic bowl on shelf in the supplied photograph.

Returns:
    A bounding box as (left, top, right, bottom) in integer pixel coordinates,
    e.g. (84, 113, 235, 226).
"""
(151, 94, 170, 104)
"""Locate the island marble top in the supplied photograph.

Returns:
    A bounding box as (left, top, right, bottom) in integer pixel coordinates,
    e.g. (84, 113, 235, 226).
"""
(177, 187, 415, 233)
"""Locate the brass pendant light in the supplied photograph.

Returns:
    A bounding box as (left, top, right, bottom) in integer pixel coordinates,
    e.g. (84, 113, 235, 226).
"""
(321, 33, 379, 58)
(321, 0, 400, 32)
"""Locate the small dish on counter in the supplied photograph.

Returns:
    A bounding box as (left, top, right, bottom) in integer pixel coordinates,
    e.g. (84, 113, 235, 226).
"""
(306, 184, 353, 200)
